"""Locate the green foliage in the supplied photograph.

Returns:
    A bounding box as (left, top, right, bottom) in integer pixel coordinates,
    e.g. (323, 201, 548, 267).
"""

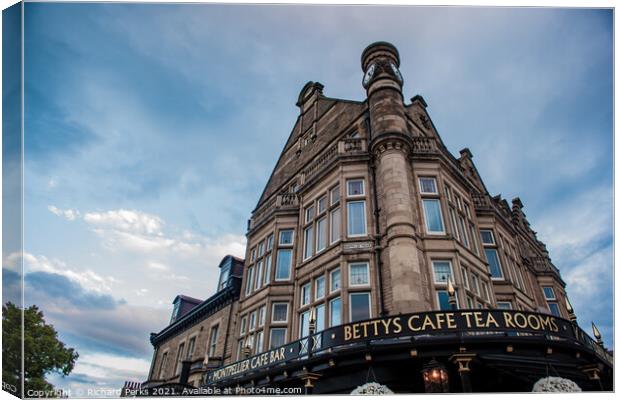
(3, 302, 79, 397)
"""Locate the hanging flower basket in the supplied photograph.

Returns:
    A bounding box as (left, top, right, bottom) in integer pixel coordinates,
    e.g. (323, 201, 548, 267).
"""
(532, 377, 582, 392)
(351, 382, 394, 395)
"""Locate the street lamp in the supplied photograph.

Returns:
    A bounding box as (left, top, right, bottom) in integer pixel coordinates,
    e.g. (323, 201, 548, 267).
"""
(422, 358, 449, 393)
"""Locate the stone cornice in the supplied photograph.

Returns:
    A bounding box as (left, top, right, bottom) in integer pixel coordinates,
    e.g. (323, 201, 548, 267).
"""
(370, 132, 412, 158)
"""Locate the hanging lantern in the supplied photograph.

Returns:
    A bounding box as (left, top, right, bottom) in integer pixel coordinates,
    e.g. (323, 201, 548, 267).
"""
(422, 359, 449, 393)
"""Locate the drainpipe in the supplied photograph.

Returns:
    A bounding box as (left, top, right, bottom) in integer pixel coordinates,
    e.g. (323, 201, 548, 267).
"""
(365, 113, 386, 316)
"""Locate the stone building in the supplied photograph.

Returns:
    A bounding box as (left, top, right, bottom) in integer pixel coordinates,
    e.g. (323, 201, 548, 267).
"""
(142, 42, 612, 393)
(144, 255, 244, 388)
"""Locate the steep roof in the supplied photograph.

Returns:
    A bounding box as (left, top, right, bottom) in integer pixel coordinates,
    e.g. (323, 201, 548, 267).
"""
(255, 89, 366, 209)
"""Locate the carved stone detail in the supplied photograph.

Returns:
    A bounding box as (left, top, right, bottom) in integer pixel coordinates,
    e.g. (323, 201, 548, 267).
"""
(372, 137, 411, 159)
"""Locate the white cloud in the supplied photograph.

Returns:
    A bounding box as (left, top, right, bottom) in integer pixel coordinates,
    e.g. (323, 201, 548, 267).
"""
(536, 185, 612, 266)
(83, 209, 164, 236)
(533, 185, 612, 344)
(73, 352, 151, 381)
(43, 205, 246, 302)
(146, 261, 168, 271)
(48, 205, 80, 221)
(5, 251, 119, 294)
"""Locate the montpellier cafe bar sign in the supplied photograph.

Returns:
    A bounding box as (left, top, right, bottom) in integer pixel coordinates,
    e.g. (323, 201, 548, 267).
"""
(207, 310, 588, 384)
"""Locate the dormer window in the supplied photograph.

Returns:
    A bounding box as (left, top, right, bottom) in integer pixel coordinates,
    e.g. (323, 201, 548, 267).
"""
(218, 263, 231, 291)
(170, 301, 181, 324)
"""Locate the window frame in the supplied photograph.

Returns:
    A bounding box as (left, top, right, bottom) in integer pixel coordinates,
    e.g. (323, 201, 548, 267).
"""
(300, 282, 311, 307)
(305, 204, 315, 224)
(422, 198, 446, 234)
(317, 195, 327, 214)
(347, 200, 367, 237)
(548, 302, 561, 317)
(542, 286, 556, 300)
(348, 262, 370, 287)
(349, 292, 372, 323)
(315, 276, 325, 300)
(330, 207, 341, 244)
(175, 342, 185, 376)
(419, 177, 438, 195)
(207, 326, 218, 358)
(480, 229, 496, 245)
(497, 301, 513, 310)
(158, 352, 169, 379)
(303, 225, 314, 260)
(245, 267, 254, 295)
(330, 185, 341, 206)
(249, 310, 257, 332)
(271, 302, 289, 324)
(346, 179, 365, 197)
(316, 216, 327, 253)
(431, 260, 453, 284)
(258, 305, 266, 327)
(278, 229, 294, 246)
(240, 316, 247, 335)
(255, 259, 264, 290)
(269, 328, 287, 349)
(461, 266, 469, 289)
(484, 248, 504, 280)
(329, 296, 342, 327)
(299, 310, 310, 338)
(275, 249, 292, 281)
(471, 273, 480, 296)
(263, 254, 272, 285)
(330, 268, 341, 293)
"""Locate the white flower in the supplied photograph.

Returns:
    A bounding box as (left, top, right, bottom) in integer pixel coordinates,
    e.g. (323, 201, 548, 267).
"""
(532, 377, 582, 392)
(351, 382, 394, 395)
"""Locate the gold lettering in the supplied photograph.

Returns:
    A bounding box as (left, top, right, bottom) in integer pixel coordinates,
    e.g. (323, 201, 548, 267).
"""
(393, 317, 403, 333)
(344, 325, 352, 341)
(361, 321, 370, 338)
(549, 317, 558, 332)
(486, 312, 499, 328)
(473, 312, 484, 327)
(462, 312, 473, 328)
(446, 313, 456, 329)
(408, 315, 421, 331)
(421, 315, 437, 330)
(371, 319, 381, 336)
(539, 315, 553, 331)
(513, 313, 528, 328)
(435, 313, 446, 329)
(503, 312, 515, 328)
(352, 324, 361, 340)
(527, 314, 541, 330)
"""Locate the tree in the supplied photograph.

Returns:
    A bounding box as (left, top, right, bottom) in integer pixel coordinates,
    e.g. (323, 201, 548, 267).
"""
(3, 302, 79, 397)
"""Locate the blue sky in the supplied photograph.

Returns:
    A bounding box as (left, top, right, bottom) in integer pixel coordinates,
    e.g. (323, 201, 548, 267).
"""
(10, 3, 613, 396)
